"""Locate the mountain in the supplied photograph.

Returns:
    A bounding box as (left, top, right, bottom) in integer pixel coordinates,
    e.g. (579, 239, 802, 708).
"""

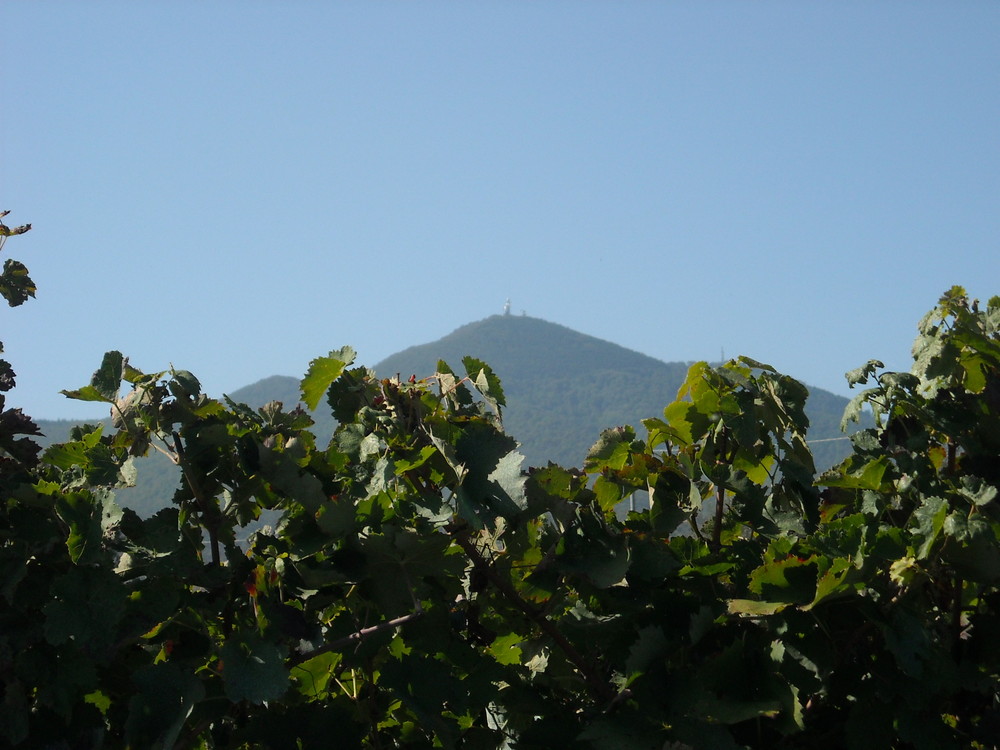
(374, 314, 859, 470)
(32, 314, 862, 517)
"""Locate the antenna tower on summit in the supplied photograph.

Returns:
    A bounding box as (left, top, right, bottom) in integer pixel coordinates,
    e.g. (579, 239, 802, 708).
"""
(503, 298, 511, 316)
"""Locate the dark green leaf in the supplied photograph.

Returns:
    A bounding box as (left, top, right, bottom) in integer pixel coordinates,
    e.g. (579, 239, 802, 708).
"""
(911, 496, 948, 559)
(625, 626, 667, 675)
(125, 663, 206, 749)
(43, 567, 126, 652)
(221, 633, 290, 704)
(54, 492, 104, 564)
(0, 258, 36, 307)
(61, 351, 126, 403)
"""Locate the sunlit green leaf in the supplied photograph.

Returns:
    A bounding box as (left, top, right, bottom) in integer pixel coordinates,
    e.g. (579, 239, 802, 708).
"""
(394, 444, 437, 472)
(463, 356, 506, 416)
(845, 359, 883, 387)
(803, 558, 859, 610)
(488, 633, 523, 665)
(593, 475, 626, 512)
(820, 456, 889, 491)
(727, 598, 790, 616)
(301, 346, 356, 411)
(291, 650, 340, 699)
(585, 426, 635, 472)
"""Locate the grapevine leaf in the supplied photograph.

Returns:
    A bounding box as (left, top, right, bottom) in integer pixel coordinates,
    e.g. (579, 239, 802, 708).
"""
(0, 358, 15, 391)
(394, 444, 437, 472)
(594, 475, 626, 512)
(625, 626, 668, 675)
(220, 634, 289, 704)
(585, 426, 636, 472)
(301, 346, 356, 411)
(463, 356, 506, 416)
(125, 663, 205, 749)
(840, 390, 870, 429)
(291, 650, 339, 699)
(802, 558, 858, 610)
(845, 359, 883, 388)
(43, 567, 126, 652)
(488, 633, 524, 665)
(0, 682, 29, 746)
(958, 475, 998, 507)
(437, 359, 473, 407)
(663, 400, 709, 446)
(0, 259, 36, 307)
(315, 496, 356, 537)
(578, 718, 665, 750)
(168, 369, 201, 398)
(454, 423, 522, 525)
(53, 491, 104, 564)
(559, 527, 630, 588)
(748, 556, 817, 604)
(882, 609, 931, 678)
(728, 598, 791, 616)
(911, 496, 949, 559)
(820, 456, 890, 491)
(642, 416, 683, 450)
(61, 350, 126, 403)
(960, 353, 988, 393)
(487, 448, 527, 512)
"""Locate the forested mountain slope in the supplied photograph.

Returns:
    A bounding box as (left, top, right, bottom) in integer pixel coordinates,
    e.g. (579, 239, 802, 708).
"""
(34, 314, 860, 516)
(375, 314, 859, 469)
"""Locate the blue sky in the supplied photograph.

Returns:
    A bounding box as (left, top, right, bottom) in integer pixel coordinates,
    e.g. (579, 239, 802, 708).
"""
(3, 2, 998, 420)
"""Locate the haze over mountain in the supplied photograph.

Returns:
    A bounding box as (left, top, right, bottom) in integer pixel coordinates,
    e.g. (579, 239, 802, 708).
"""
(35, 314, 860, 516)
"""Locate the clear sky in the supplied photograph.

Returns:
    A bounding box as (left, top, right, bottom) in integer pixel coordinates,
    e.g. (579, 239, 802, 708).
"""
(3, 2, 998, 420)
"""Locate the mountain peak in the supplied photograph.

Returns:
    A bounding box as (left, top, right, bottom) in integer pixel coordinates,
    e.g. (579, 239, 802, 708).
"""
(376, 314, 672, 383)
(374, 316, 690, 467)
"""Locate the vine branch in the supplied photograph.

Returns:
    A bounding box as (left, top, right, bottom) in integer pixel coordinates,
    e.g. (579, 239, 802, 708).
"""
(289, 608, 425, 667)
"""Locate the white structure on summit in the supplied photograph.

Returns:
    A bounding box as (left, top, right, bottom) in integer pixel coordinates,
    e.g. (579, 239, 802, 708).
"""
(503, 298, 511, 316)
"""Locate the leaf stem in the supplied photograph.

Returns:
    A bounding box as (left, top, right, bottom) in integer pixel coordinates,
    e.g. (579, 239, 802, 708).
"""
(711, 427, 729, 552)
(173, 430, 220, 567)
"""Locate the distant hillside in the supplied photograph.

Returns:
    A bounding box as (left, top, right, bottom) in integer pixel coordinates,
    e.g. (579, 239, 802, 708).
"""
(31, 314, 862, 517)
(32, 379, 337, 519)
(35, 418, 91, 448)
(375, 314, 859, 469)
(228, 374, 302, 408)
(34, 416, 176, 518)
